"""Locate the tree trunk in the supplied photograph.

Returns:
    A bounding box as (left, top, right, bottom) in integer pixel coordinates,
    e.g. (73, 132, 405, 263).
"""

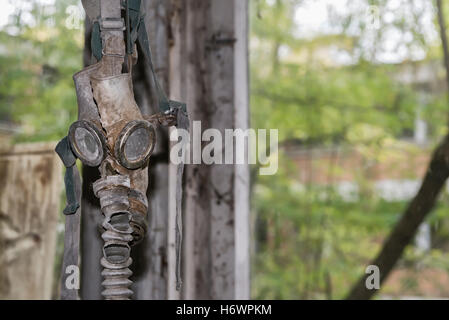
(347, 135, 449, 299)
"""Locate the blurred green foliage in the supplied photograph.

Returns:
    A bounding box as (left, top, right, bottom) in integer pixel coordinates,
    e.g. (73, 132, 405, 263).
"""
(0, 0, 83, 142)
(251, 0, 449, 299)
(0, 0, 83, 298)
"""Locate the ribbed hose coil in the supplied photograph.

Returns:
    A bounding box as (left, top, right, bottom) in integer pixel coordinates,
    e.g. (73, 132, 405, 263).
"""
(93, 175, 134, 300)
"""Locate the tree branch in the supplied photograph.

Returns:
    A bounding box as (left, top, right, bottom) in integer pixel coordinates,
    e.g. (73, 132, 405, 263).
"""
(346, 134, 449, 299)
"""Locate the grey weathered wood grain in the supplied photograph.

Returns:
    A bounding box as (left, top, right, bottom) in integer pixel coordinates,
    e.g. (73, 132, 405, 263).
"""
(80, 18, 104, 300)
(60, 165, 81, 300)
(169, 0, 250, 299)
(0, 142, 62, 299)
(131, 0, 170, 300)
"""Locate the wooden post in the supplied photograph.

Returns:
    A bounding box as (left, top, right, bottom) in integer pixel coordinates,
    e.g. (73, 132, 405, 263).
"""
(80, 18, 103, 300)
(0, 142, 62, 299)
(169, 0, 250, 299)
(233, 0, 251, 300)
(130, 0, 171, 299)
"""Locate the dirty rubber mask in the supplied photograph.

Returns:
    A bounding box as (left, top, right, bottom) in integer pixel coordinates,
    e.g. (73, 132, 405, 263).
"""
(56, 0, 188, 300)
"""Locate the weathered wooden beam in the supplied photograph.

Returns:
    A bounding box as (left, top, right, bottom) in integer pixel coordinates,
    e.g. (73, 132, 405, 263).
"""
(80, 18, 103, 300)
(0, 142, 62, 299)
(169, 0, 250, 299)
(131, 0, 171, 300)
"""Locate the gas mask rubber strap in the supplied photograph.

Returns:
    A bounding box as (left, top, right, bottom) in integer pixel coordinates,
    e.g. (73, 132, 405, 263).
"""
(130, 1, 185, 114)
(56, 136, 80, 215)
(55, 136, 81, 300)
(135, 15, 171, 112)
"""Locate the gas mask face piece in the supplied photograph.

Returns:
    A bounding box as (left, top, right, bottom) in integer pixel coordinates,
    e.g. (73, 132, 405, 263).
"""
(68, 118, 156, 170)
(69, 68, 157, 172)
(57, 36, 156, 300)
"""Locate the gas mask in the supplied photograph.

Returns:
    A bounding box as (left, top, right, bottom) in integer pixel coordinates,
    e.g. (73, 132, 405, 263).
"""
(72, 63, 155, 248)
(56, 0, 188, 300)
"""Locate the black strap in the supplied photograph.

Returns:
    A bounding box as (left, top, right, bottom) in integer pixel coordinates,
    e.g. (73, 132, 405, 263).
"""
(136, 16, 171, 112)
(128, 0, 171, 112)
(91, 21, 102, 61)
(55, 137, 80, 215)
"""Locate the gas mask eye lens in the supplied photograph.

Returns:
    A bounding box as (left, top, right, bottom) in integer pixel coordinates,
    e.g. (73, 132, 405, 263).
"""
(124, 127, 151, 161)
(115, 120, 156, 170)
(75, 127, 99, 160)
(68, 120, 105, 167)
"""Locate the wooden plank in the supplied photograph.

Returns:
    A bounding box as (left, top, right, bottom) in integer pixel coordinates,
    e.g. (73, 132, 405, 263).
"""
(233, 0, 250, 300)
(130, 0, 170, 300)
(79, 19, 104, 300)
(60, 166, 81, 300)
(0, 142, 62, 299)
(168, 0, 185, 300)
(169, 0, 250, 299)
